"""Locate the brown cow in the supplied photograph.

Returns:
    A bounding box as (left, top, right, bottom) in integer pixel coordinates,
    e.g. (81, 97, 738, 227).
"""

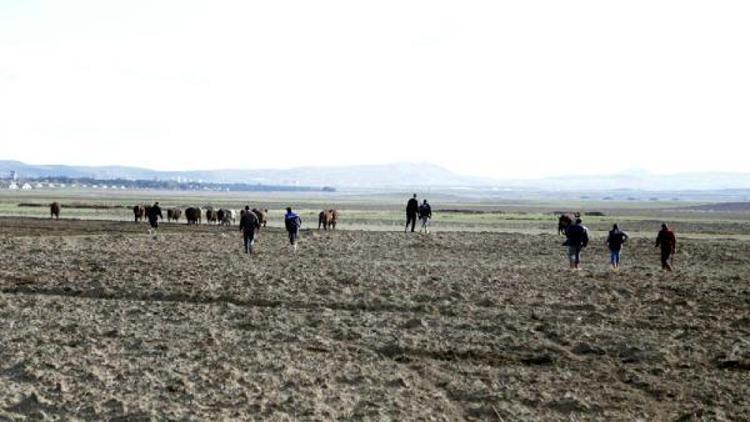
(251, 208, 268, 228)
(133, 205, 145, 222)
(167, 208, 182, 222)
(185, 207, 202, 225)
(318, 209, 338, 230)
(217, 208, 234, 226)
(205, 207, 218, 224)
(50, 202, 60, 219)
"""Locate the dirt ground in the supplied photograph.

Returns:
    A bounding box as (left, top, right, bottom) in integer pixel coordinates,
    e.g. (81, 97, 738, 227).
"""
(1, 217, 749, 420)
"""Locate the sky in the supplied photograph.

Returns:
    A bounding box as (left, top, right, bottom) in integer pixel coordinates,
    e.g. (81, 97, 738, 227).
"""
(0, 1, 748, 179)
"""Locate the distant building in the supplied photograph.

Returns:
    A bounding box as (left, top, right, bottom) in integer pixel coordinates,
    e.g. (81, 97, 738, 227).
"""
(21, 183, 32, 190)
(8, 182, 18, 190)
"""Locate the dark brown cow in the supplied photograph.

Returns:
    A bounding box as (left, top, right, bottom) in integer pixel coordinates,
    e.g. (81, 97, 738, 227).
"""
(185, 207, 202, 225)
(167, 208, 182, 222)
(50, 202, 60, 219)
(251, 208, 268, 228)
(133, 205, 145, 222)
(318, 209, 338, 230)
(217, 208, 234, 226)
(205, 207, 218, 224)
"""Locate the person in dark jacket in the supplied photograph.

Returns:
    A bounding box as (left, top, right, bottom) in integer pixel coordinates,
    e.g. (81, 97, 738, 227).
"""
(655, 223, 676, 271)
(284, 207, 302, 253)
(418, 199, 432, 233)
(564, 218, 589, 270)
(606, 224, 629, 270)
(405, 194, 419, 233)
(239, 206, 260, 254)
(147, 202, 163, 233)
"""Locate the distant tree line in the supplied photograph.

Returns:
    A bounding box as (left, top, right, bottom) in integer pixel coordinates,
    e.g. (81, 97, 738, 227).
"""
(21, 176, 335, 192)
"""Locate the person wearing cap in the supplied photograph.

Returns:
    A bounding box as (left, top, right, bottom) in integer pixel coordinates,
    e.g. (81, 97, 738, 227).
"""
(405, 193, 419, 233)
(564, 217, 589, 270)
(418, 199, 432, 233)
(606, 223, 629, 270)
(655, 223, 676, 271)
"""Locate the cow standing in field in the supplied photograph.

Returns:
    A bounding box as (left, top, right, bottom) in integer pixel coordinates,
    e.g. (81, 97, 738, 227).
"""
(133, 205, 145, 222)
(218, 208, 234, 226)
(50, 202, 61, 219)
(205, 207, 218, 224)
(252, 208, 268, 229)
(185, 207, 202, 225)
(167, 208, 182, 222)
(318, 209, 338, 230)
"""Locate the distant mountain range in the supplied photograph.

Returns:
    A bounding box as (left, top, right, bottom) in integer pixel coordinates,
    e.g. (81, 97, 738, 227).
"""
(499, 171, 750, 191)
(0, 160, 489, 188)
(2, 160, 750, 191)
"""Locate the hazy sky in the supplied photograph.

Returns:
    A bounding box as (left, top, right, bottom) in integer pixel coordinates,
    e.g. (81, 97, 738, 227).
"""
(1, 1, 748, 179)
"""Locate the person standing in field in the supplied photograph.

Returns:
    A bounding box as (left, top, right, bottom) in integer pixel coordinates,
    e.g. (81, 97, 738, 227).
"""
(239, 205, 260, 254)
(147, 201, 163, 235)
(564, 218, 589, 270)
(418, 199, 432, 233)
(284, 207, 302, 253)
(405, 193, 419, 233)
(655, 223, 676, 271)
(606, 224, 629, 271)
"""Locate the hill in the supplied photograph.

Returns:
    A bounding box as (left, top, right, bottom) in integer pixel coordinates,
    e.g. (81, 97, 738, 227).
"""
(0, 161, 490, 188)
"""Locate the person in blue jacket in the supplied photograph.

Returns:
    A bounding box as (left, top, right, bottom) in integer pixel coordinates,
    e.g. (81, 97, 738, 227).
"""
(284, 207, 302, 253)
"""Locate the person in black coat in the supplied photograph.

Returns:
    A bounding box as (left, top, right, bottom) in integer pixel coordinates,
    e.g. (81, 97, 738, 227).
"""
(405, 194, 419, 233)
(239, 206, 260, 254)
(564, 218, 589, 270)
(147, 202, 163, 231)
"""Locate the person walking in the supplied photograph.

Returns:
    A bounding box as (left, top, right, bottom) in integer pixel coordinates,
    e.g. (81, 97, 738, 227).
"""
(239, 206, 260, 254)
(564, 218, 589, 270)
(405, 194, 419, 233)
(655, 223, 676, 271)
(606, 224, 629, 271)
(418, 199, 432, 233)
(147, 201, 163, 235)
(284, 207, 302, 253)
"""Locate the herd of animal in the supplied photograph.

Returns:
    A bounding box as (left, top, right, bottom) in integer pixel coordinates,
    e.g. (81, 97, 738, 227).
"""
(47, 202, 340, 230)
(133, 205, 269, 227)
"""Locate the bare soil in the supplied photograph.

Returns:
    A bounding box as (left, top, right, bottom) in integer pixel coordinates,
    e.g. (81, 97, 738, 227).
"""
(1, 217, 749, 420)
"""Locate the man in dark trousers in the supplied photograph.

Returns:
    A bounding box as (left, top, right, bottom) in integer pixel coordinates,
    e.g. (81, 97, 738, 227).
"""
(147, 201, 163, 234)
(284, 207, 302, 253)
(405, 193, 419, 233)
(655, 223, 676, 271)
(564, 218, 589, 270)
(239, 206, 260, 254)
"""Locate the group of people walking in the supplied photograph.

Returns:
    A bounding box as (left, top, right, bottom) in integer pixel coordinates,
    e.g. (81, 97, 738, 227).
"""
(144, 197, 678, 271)
(563, 218, 677, 271)
(405, 193, 432, 233)
(239, 206, 302, 255)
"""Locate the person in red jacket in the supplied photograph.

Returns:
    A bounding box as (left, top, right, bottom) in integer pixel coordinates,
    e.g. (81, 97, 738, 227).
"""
(655, 223, 676, 271)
